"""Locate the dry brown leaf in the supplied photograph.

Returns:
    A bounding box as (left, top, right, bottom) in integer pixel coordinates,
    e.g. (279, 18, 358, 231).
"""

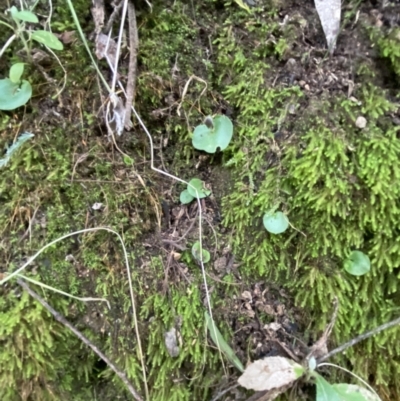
(315, 0, 341, 54)
(238, 357, 304, 392)
(95, 33, 118, 68)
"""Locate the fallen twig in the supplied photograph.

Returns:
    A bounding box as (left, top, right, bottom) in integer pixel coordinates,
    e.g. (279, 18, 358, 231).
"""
(124, 0, 139, 129)
(17, 278, 144, 401)
(319, 314, 400, 363)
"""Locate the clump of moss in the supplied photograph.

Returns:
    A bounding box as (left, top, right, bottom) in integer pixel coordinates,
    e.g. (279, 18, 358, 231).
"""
(0, 291, 95, 401)
(219, 14, 400, 400)
(4, 0, 400, 400)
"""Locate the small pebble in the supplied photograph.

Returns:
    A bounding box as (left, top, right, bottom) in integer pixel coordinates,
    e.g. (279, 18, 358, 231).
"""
(355, 116, 367, 129)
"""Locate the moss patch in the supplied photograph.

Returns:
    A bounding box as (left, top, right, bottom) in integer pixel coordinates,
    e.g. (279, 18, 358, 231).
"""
(2, 0, 400, 400)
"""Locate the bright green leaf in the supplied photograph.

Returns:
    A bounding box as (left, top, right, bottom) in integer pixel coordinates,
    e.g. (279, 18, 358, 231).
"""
(192, 115, 233, 153)
(13, 10, 39, 23)
(180, 189, 194, 204)
(187, 178, 211, 199)
(9, 63, 24, 83)
(123, 155, 134, 165)
(9, 6, 19, 19)
(344, 251, 371, 276)
(314, 373, 342, 401)
(31, 30, 64, 50)
(205, 311, 244, 372)
(332, 383, 379, 401)
(263, 211, 289, 234)
(191, 241, 210, 263)
(0, 78, 32, 110)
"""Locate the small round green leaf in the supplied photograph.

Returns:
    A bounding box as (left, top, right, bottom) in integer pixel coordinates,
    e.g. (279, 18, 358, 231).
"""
(180, 189, 194, 204)
(192, 115, 233, 153)
(123, 155, 134, 165)
(31, 30, 64, 50)
(191, 241, 210, 263)
(9, 63, 24, 83)
(344, 251, 370, 276)
(263, 211, 289, 234)
(187, 178, 211, 199)
(0, 78, 32, 110)
(13, 10, 39, 23)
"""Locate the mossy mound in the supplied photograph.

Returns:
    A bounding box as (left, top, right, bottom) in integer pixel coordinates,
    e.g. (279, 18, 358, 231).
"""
(1, 0, 400, 400)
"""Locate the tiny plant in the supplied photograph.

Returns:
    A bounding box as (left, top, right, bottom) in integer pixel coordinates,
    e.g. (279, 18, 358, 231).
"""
(263, 210, 289, 234)
(0, 63, 32, 110)
(343, 250, 371, 276)
(180, 178, 211, 204)
(1, 6, 64, 57)
(0, 6, 64, 110)
(192, 241, 211, 263)
(192, 115, 233, 153)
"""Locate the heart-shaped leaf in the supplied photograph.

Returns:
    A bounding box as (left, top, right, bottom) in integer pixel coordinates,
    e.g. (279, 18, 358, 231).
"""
(31, 30, 64, 50)
(0, 78, 32, 110)
(344, 251, 370, 276)
(187, 178, 211, 199)
(180, 189, 194, 204)
(263, 211, 289, 234)
(9, 63, 24, 83)
(192, 115, 233, 153)
(192, 241, 210, 263)
(13, 10, 39, 23)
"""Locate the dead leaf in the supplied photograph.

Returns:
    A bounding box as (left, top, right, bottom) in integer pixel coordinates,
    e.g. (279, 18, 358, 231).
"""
(91, 0, 105, 34)
(95, 33, 118, 69)
(314, 0, 341, 54)
(164, 327, 180, 357)
(58, 31, 76, 45)
(238, 357, 304, 392)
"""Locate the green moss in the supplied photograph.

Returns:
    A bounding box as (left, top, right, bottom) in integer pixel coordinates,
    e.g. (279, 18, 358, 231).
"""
(0, 291, 94, 401)
(371, 26, 400, 80)
(4, 0, 400, 400)
(222, 50, 400, 399)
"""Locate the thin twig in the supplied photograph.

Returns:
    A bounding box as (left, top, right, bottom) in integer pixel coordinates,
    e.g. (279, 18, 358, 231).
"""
(105, 0, 124, 33)
(16, 278, 144, 401)
(319, 315, 400, 362)
(307, 297, 338, 360)
(124, 0, 139, 129)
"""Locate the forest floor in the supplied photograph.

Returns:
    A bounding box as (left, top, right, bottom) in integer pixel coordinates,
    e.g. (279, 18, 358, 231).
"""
(2, 0, 400, 400)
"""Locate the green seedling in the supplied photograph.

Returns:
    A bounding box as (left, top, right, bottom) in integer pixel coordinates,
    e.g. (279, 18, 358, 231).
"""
(344, 250, 371, 276)
(0, 63, 32, 110)
(263, 210, 289, 234)
(180, 178, 211, 204)
(191, 241, 210, 263)
(192, 115, 233, 153)
(0, 6, 64, 110)
(1, 6, 64, 57)
(238, 348, 380, 401)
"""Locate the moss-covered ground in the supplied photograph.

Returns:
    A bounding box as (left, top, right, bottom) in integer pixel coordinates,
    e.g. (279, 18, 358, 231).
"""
(2, 0, 400, 400)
